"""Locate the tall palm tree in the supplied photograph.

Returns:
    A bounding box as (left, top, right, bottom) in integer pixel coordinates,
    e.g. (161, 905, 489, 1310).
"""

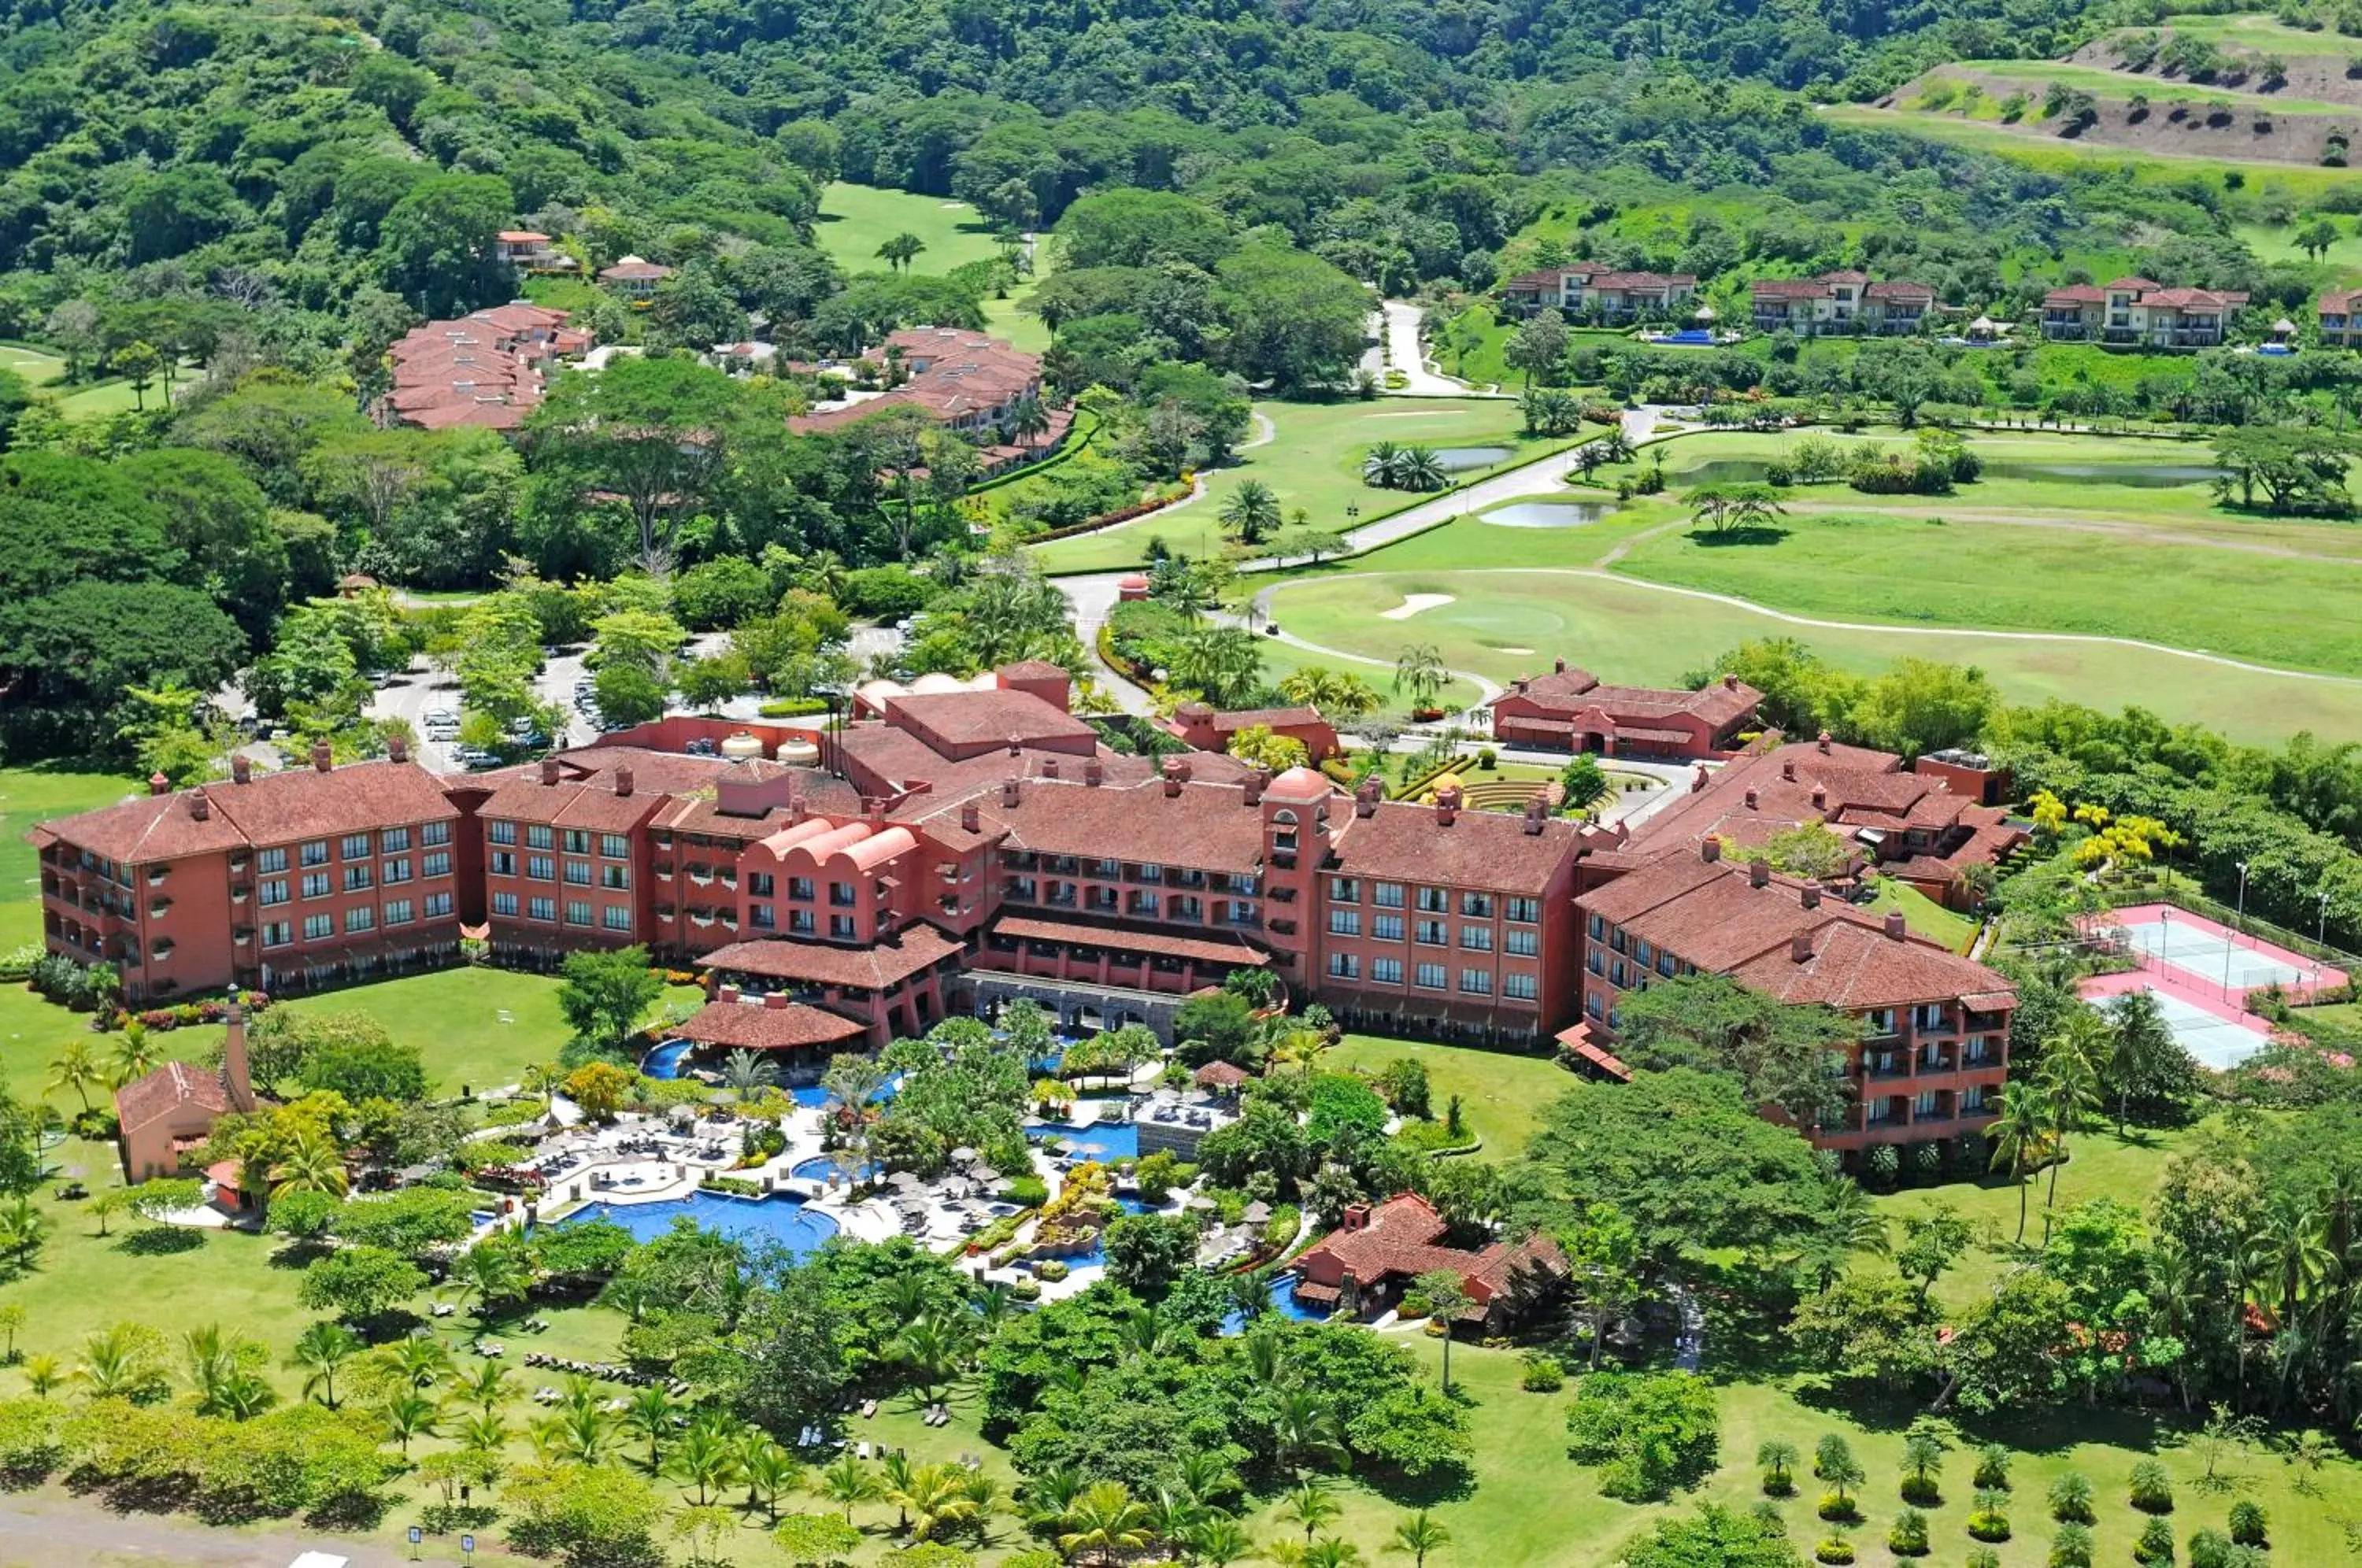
(890, 1461, 982, 1540)
(379, 1391, 440, 1454)
(722, 1048, 778, 1101)
(893, 1313, 968, 1403)
(1390, 1510, 1450, 1568)
(620, 1385, 679, 1469)
(2146, 1236, 2205, 1411)
(46, 1041, 103, 1115)
(1392, 644, 1448, 714)
(1279, 1479, 1342, 1544)
(1057, 1480, 1154, 1566)
(446, 1242, 531, 1327)
(2038, 1014, 2107, 1239)
(1167, 626, 1264, 709)
(1987, 1079, 2053, 1245)
(271, 1130, 350, 1200)
(1009, 395, 1052, 454)
(737, 1432, 802, 1522)
(813, 1452, 883, 1521)
(457, 1411, 511, 1454)
(2262, 1197, 2334, 1333)
(287, 1319, 361, 1409)
(454, 1361, 513, 1415)
(108, 1027, 161, 1089)
(1219, 480, 1283, 545)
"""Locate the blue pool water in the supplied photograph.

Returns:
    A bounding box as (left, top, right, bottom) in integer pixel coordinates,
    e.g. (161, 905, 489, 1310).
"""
(1657, 329, 1714, 346)
(639, 1039, 696, 1080)
(1044, 1194, 1156, 1273)
(2260, 343, 2296, 356)
(791, 1154, 877, 1184)
(1220, 1272, 1331, 1333)
(563, 1191, 839, 1256)
(1030, 1119, 1140, 1160)
(788, 1074, 901, 1109)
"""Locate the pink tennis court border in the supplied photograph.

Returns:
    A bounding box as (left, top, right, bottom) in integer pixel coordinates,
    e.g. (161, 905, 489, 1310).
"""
(2077, 902, 2349, 1018)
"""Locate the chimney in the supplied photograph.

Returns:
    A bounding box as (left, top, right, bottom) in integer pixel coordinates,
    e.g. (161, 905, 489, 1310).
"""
(188, 790, 210, 822)
(1817, 730, 1832, 755)
(1883, 911, 1908, 941)
(1743, 787, 1758, 809)
(1083, 758, 1103, 787)
(1342, 1201, 1372, 1232)
(764, 992, 790, 1009)
(1243, 772, 1265, 807)
(961, 801, 980, 832)
(1801, 885, 1821, 910)
(1356, 778, 1381, 818)
(1523, 795, 1547, 835)
(1162, 757, 1184, 798)
(1554, 656, 1567, 674)
(1002, 777, 1021, 808)
(1723, 674, 1739, 690)
(1513, 675, 1531, 694)
(718, 984, 740, 1004)
(1435, 782, 1461, 827)
(1790, 932, 1813, 964)
(1811, 786, 1827, 811)
(1699, 837, 1721, 863)
(1007, 735, 1022, 757)
(1690, 764, 1709, 793)
(311, 739, 332, 773)
(231, 755, 252, 786)
(540, 756, 561, 786)
(223, 1000, 255, 1112)
(1042, 758, 1060, 780)
(148, 771, 170, 796)
(387, 734, 409, 764)
(614, 766, 634, 798)
(1748, 857, 1771, 888)
(1780, 760, 1796, 782)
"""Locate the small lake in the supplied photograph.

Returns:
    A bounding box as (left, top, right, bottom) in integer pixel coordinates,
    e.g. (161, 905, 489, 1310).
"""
(1431, 446, 1512, 472)
(1482, 501, 1615, 529)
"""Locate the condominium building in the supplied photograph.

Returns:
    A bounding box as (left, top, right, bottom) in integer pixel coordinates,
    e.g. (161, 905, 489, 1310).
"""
(1749, 272, 1934, 336)
(1486, 660, 1761, 759)
(381, 302, 593, 432)
(1497, 264, 1699, 322)
(2319, 288, 2362, 348)
(2042, 278, 2247, 349)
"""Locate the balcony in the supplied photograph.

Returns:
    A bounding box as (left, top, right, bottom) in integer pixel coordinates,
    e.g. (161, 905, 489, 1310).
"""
(687, 867, 715, 886)
(230, 884, 250, 904)
(654, 864, 675, 880)
(146, 868, 168, 886)
(689, 910, 716, 928)
(233, 926, 253, 945)
(655, 905, 677, 922)
(718, 874, 738, 893)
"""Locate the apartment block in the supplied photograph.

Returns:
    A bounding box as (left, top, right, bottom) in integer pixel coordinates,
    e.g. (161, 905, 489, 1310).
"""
(2042, 277, 2247, 349)
(1749, 272, 1934, 336)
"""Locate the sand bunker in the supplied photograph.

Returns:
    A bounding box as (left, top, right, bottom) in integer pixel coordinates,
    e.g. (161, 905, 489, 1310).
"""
(1497, 646, 1534, 655)
(1381, 594, 1455, 620)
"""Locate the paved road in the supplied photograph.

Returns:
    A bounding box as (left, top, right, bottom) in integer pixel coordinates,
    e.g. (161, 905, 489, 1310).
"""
(1378, 301, 1492, 398)
(0, 1497, 415, 1567)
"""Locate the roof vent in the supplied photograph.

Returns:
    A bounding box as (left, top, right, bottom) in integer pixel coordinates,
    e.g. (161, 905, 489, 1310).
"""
(1042, 758, 1060, 780)
(1811, 786, 1827, 810)
(1817, 730, 1832, 755)
(1743, 788, 1759, 810)
(1554, 656, 1568, 674)
(1884, 911, 1908, 941)
(1083, 758, 1103, 787)
(1002, 776, 1021, 808)
(1801, 884, 1821, 910)
(1748, 857, 1771, 888)
(1723, 674, 1739, 690)
(1699, 837, 1721, 863)
(961, 801, 980, 832)
(387, 735, 409, 764)
(614, 766, 634, 798)
(1007, 735, 1022, 757)
(231, 755, 252, 786)
(148, 772, 170, 797)
(312, 740, 333, 774)
(1790, 933, 1813, 963)
(188, 790, 210, 822)
(1780, 760, 1796, 782)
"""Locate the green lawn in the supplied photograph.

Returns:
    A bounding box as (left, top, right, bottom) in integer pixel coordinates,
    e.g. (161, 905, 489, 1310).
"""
(0, 342, 65, 386)
(1324, 1034, 1575, 1162)
(1863, 878, 1979, 952)
(813, 183, 1007, 276)
(1032, 398, 1560, 573)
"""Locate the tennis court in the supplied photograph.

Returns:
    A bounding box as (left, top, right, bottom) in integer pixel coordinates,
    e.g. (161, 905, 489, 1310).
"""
(2092, 902, 2346, 1002)
(2078, 971, 2274, 1071)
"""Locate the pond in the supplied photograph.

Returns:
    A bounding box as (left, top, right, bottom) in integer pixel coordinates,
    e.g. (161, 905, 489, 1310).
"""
(562, 1191, 840, 1256)
(1481, 501, 1615, 529)
(1430, 446, 1512, 472)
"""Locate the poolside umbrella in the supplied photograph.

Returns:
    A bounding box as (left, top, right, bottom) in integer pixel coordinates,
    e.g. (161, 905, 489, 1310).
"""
(971, 1167, 1001, 1185)
(890, 1171, 924, 1191)
(1242, 1200, 1272, 1226)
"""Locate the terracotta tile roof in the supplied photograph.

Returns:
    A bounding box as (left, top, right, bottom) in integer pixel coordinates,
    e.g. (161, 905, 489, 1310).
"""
(1490, 667, 1760, 730)
(46, 762, 456, 865)
(1194, 1060, 1250, 1087)
(995, 660, 1070, 682)
(115, 1060, 228, 1131)
(2323, 289, 2362, 313)
(1820, 269, 1870, 284)
(1864, 280, 1934, 301)
(1203, 705, 1325, 734)
(2105, 276, 2163, 291)
(2140, 287, 2246, 309)
(1296, 1193, 1566, 1312)
(699, 924, 964, 989)
(1331, 800, 1581, 896)
(1586, 271, 1694, 290)
(477, 773, 666, 832)
(2044, 285, 2106, 305)
(600, 261, 675, 282)
(1498, 268, 1570, 292)
(992, 915, 1271, 967)
(674, 1000, 866, 1050)
(1752, 279, 1831, 299)
(975, 776, 1272, 874)
(883, 690, 1098, 754)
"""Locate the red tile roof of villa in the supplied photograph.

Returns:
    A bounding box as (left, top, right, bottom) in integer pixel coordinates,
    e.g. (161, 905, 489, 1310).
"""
(675, 1000, 867, 1050)
(1295, 1194, 1566, 1316)
(991, 915, 1272, 967)
(2141, 287, 2247, 309)
(1586, 270, 1694, 290)
(883, 690, 1098, 754)
(1194, 1060, 1251, 1087)
(115, 1060, 230, 1130)
(1864, 280, 1935, 300)
(977, 776, 1273, 874)
(699, 924, 965, 989)
(38, 761, 456, 864)
(599, 259, 675, 282)
(1489, 665, 1760, 730)
(2044, 285, 2107, 305)
(1331, 801, 1581, 895)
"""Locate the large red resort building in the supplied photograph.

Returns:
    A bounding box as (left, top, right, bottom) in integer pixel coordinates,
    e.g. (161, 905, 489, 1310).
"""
(1486, 658, 1762, 760)
(34, 675, 2023, 1164)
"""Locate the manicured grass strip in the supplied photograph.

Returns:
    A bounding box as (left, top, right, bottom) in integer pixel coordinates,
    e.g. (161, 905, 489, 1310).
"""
(1324, 1033, 1574, 1163)
(813, 182, 1006, 275)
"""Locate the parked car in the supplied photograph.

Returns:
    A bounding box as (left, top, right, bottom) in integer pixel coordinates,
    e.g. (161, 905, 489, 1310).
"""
(456, 749, 501, 769)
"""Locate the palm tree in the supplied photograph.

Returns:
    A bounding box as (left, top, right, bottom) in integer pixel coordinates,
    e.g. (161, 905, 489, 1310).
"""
(446, 1242, 531, 1326)
(814, 1452, 883, 1521)
(271, 1130, 350, 1200)
(2262, 1197, 2334, 1331)
(287, 1319, 361, 1409)
(2038, 1012, 2107, 1238)
(46, 1041, 103, 1115)
(667, 1422, 742, 1507)
(457, 1411, 511, 1453)
(1167, 626, 1264, 708)
(1057, 1480, 1155, 1566)
(1187, 1517, 1254, 1567)
(893, 1313, 968, 1403)
(0, 1196, 49, 1271)
(723, 1048, 779, 1100)
(737, 1432, 802, 1522)
(1987, 1079, 2053, 1245)
(21, 1355, 61, 1398)
(379, 1335, 454, 1390)
(109, 1026, 161, 1089)
(1393, 644, 1448, 714)
(876, 232, 927, 272)
(621, 1385, 679, 1469)
(74, 1326, 151, 1400)
(532, 1403, 613, 1464)
(1390, 1510, 1450, 1568)
(1757, 1439, 1799, 1493)
(379, 1390, 440, 1455)
(1009, 395, 1052, 454)
(1279, 1479, 1342, 1544)
(1398, 447, 1446, 491)
(1301, 1539, 1367, 1568)
(454, 1361, 513, 1415)
(891, 1461, 982, 1540)
(1219, 479, 1283, 545)
(1361, 442, 1405, 488)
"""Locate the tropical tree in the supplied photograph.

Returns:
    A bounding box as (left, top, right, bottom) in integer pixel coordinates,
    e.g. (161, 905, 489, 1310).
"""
(379, 1390, 441, 1454)
(1279, 1479, 1342, 1544)
(447, 1241, 532, 1326)
(1361, 442, 1404, 487)
(0, 1197, 49, 1271)
(1392, 644, 1449, 714)
(287, 1319, 362, 1409)
(893, 1313, 969, 1403)
(1390, 1510, 1450, 1568)
(1396, 447, 1446, 491)
(2038, 1011, 2108, 1238)
(1410, 1270, 1473, 1392)
(724, 1048, 779, 1100)
(46, 1042, 104, 1115)
(1757, 1439, 1799, 1494)
(891, 1460, 983, 1540)
(379, 1334, 454, 1390)
(739, 1432, 804, 1522)
(21, 1355, 61, 1397)
(109, 1026, 161, 1088)
(815, 1452, 883, 1520)
(1167, 626, 1264, 708)
(1189, 1517, 1255, 1566)
(876, 233, 927, 272)
(272, 1130, 350, 1199)
(1815, 1433, 1866, 1507)
(1057, 1480, 1155, 1566)
(1220, 480, 1283, 545)
(668, 1419, 743, 1507)
(1987, 1079, 2053, 1245)
(621, 1385, 679, 1469)
(1275, 667, 1381, 719)
(455, 1361, 513, 1414)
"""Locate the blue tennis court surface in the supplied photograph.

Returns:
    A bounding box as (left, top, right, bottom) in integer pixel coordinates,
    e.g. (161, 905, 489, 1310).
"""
(2134, 986, 2270, 1071)
(2116, 918, 2316, 991)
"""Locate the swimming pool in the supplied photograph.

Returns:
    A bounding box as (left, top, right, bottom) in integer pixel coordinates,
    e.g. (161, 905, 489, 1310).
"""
(1030, 1119, 1140, 1160)
(788, 1074, 902, 1110)
(1042, 1194, 1157, 1273)
(1220, 1271, 1331, 1333)
(791, 1154, 877, 1184)
(639, 1039, 696, 1080)
(562, 1191, 839, 1256)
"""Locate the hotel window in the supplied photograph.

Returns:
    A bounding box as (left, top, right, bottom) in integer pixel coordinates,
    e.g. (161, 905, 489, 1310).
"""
(527, 825, 553, 850)
(1633, 940, 1654, 966)
(1586, 912, 1605, 940)
(1373, 882, 1405, 909)
(382, 827, 411, 852)
(602, 906, 631, 931)
(302, 913, 332, 941)
(301, 840, 329, 867)
(490, 852, 516, 877)
(422, 821, 450, 847)
(1327, 910, 1361, 937)
(830, 881, 856, 907)
(790, 877, 814, 900)
(1416, 887, 1447, 913)
(1914, 1090, 1940, 1118)
(831, 915, 856, 940)
(602, 865, 629, 890)
(748, 873, 774, 897)
(527, 856, 554, 882)
(257, 848, 288, 874)
(1416, 919, 1446, 946)
(601, 834, 630, 859)
(383, 899, 413, 926)
(261, 921, 291, 949)
(1960, 1085, 1988, 1115)
(1503, 972, 1538, 1000)
(345, 906, 374, 934)
(383, 858, 412, 885)
(1611, 960, 1627, 986)
(1372, 957, 1403, 985)
(564, 860, 591, 886)
(1415, 963, 1446, 990)
(1327, 952, 1360, 980)
(563, 830, 590, 854)
(1131, 892, 1160, 917)
(1657, 952, 1678, 978)
(340, 833, 372, 860)
(1136, 864, 1163, 882)
(491, 892, 518, 917)
(1461, 925, 1493, 952)
(1506, 929, 1538, 957)
(1461, 891, 1494, 918)
(1328, 877, 1360, 903)
(1586, 993, 1603, 1020)
(424, 892, 453, 918)
(1506, 897, 1538, 923)
(752, 905, 776, 929)
(488, 821, 517, 846)
(1586, 949, 1604, 975)
(528, 897, 556, 923)
(1865, 1009, 1897, 1037)
(1964, 1040, 1991, 1066)
(1460, 968, 1492, 996)
(300, 871, 331, 900)
(1373, 914, 1405, 942)
(343, 865, 372, 893)
(1228, 873, 1259, 894)
(790, 910, 816, 934)
(260, 878, 288, 906)
(423, 852, 450, 878)
(566, 900, 593, 927)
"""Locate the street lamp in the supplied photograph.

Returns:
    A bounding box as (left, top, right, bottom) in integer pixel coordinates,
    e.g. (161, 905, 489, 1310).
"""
(2224, 859, 2249, 993)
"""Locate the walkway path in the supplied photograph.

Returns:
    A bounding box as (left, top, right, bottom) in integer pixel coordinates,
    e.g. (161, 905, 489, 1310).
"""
(0, 1497, 413, 1566)
(1376, 301, 1493, 398)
